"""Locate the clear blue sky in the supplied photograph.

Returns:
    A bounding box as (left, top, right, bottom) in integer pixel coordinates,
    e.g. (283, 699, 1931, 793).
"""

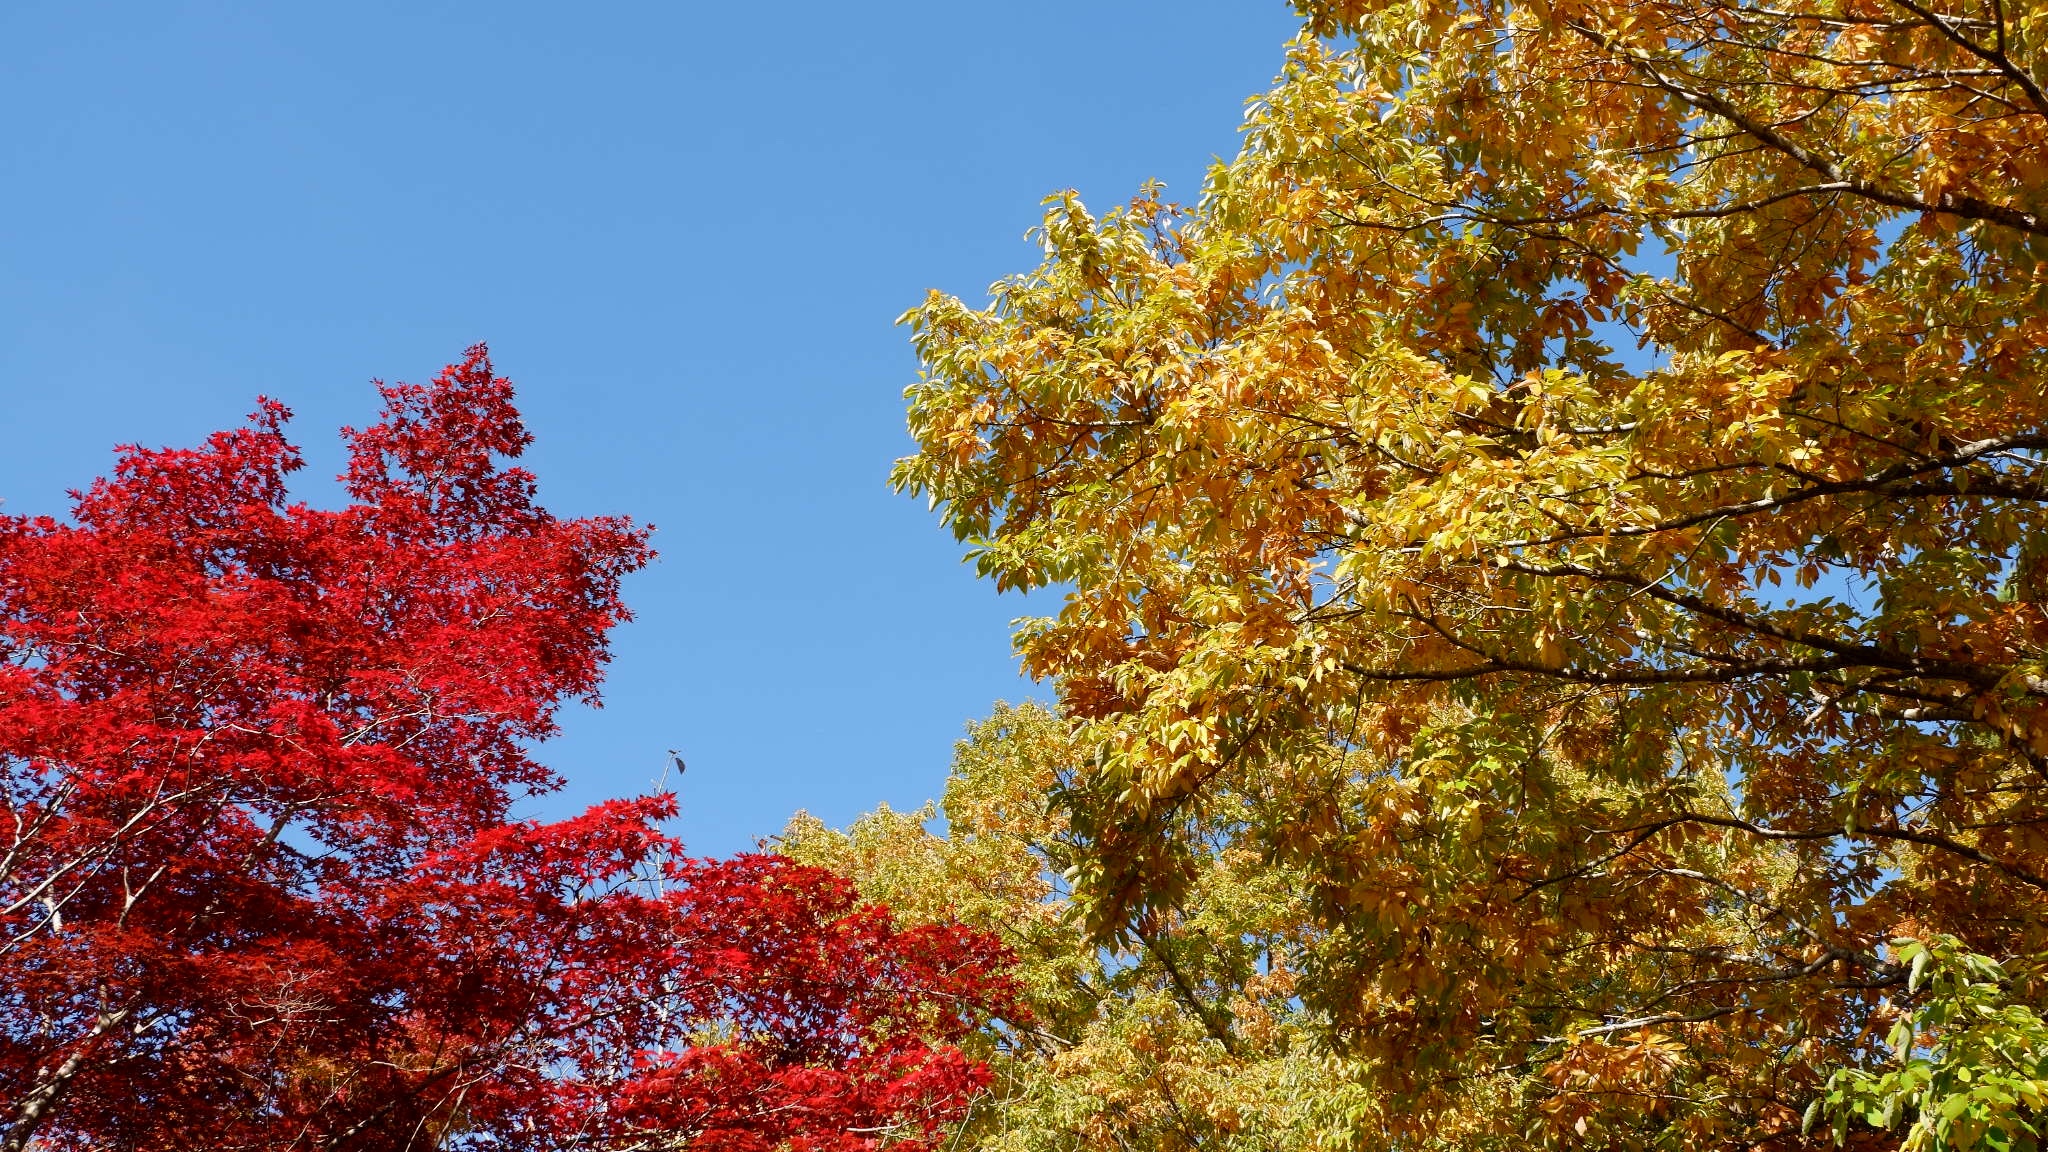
(0, 1, 1301, 856)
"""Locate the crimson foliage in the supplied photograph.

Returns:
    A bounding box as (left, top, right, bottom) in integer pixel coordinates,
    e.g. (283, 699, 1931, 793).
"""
(0, 348, 1014, 1151)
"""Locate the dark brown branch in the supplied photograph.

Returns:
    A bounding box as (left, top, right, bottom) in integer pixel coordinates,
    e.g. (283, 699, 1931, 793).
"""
(1137, 929, 1241, 1057)
(1879, 0, 2048, 114)
(1494, 430, 2048, 548)
(1343, 653, 1860, 687)
(1570, 21, 2048, 236)
(1630, 811, 2048, 893)
(1489, 558, 1994, 686)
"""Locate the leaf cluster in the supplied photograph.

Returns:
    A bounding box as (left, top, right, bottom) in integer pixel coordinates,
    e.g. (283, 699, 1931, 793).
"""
(893, 1, 2048, 1145)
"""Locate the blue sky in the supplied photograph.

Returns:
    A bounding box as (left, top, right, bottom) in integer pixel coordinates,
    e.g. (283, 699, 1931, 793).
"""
(0, 1, 1302, 855)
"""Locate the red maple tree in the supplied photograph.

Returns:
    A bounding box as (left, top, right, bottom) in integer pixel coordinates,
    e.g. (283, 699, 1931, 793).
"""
(0, 347, 1014, 1151)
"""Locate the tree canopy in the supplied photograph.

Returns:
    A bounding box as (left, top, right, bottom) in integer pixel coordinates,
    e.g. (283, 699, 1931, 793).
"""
(783, 702, 1431, 1152)
(0, 349, 1015, 1152)
(9, 0, 2048, 1145)
(894, 0, 2048, 1146)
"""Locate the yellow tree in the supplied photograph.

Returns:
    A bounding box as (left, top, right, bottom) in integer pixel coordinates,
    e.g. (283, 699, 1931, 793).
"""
(894, 1, 2048, 1147)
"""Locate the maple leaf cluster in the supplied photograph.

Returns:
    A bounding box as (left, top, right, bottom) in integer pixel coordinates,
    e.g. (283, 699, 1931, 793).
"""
(0, 347, 1017, 1152)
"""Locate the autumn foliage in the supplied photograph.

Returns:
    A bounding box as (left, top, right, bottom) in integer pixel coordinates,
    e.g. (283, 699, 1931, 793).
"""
(895, 0, 2048, 1147)
(11, 0, 2048, 1147)
(0, 348, 1015, 1151)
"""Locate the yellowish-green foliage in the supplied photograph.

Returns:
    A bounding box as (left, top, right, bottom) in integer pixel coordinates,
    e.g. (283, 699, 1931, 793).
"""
(890, 1, 2048, 1147)
(781, 704, 1091, 1030)
(781, 705, 1408, 1152)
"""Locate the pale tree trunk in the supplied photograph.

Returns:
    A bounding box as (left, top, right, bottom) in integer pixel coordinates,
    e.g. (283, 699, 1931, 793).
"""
(1, 1005, 131, 1152)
